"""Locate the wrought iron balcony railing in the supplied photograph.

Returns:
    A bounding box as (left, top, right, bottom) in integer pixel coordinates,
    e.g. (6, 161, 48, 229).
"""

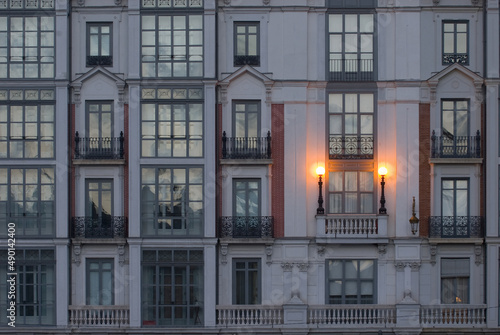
(74, 131, 124, 159)
(234, 55, 260, 66)
(222, 131, 271, 159)
(431, 130, 480, 158)
(219, 216, 274, 238)
(72, 216, 128, 239)
(429, 216, 483, 238)
(329, 59, 374, 81)
(329, 136, 373, 159)
(87, 55, 113, 66)
(442, 53, 469, 65)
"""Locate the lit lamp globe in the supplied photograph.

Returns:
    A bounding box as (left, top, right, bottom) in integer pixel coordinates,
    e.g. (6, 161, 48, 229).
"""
(316, 166, 325, 176)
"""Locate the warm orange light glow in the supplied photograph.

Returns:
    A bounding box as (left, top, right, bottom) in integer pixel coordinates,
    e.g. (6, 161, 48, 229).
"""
(378, 166, 387, 176)
(316, 166, 325, 176)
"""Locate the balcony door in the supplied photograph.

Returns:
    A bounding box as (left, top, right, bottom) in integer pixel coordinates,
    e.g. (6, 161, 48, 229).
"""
(86, 258, 114, 305)
(86, 179, 113, 236)
(232, 101, 260, 158)
(441, 179, 469, 237)
(441, 100, 469, 156)
(86, 101, 113, 155)
(233, 179, 261, 237)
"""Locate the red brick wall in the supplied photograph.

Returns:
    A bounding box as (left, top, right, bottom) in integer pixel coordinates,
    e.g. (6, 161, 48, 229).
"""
(272, 104, 285, 237)
(419, 103, 431, 237)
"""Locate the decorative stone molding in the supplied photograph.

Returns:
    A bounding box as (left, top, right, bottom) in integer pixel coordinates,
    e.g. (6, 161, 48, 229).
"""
(430, 245, 437, 265)
(265, 244, 273, 265)
(77, 0, 84, 5)
(409, 262, 421, 272)
(219, 83, 228, 105)
(114, 0, 122, 4)
(262, 0, 270, 5)
(224, 0, 230, 5)
(401, 289, 417, 303)
(471, 0, 479, 5)
(72, 84, 82, 105)
(297, 263, 309, 272)
(118, 244, 126, 266)
(475, 245, 483, 265)
(378, 244, 387, 255)
(281, 262, 294, 271)
(317, 245, 325, 257)
(117, 82, 125, 107)
(395, 262, 406, 272)
(72, 244, 81, 265)
(432, 0, 440, 5)
(220, 244, 228, 264)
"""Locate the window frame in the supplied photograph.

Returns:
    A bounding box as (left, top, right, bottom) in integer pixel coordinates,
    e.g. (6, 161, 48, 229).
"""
(86, 22, 113, 67)
(232, 179, 261, 217)
(0, 249, 55, 325)
(326, 259, 377, 304)
(141, 166, 204, 237)
(327, 12, 375, 81)
(0, 167, 55, 237)
(0, 14, 55, 79)
(328, 92, 375, 159)
(442, 20, 469, 65)
(86, 258, 114, 305)
(140, 87, 204, 158)
(141, 249, 204, 326)
(140, 13, 204, 78)
(0, 89, 56, 159)
(233, 21, 260, 66)
(232, 258, 261, 305)
(86, 100, 114, 139)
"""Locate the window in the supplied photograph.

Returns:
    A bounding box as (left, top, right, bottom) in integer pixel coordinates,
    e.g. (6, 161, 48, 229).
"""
(328, 13, 374, 81)
(0, 89, 55, 159)
(329, 169, 374, 214)
(440, 100, 469, 157)
(0, 15, 55, 78)
(233, 179, 260, 217)
(141, 88, 203, 158)
(443, 21, 468, 65)
(441, 179, 469, 237)
(233, 259, 261, 305)
(0, 249, 55, 325)
(234, 22, 259, 66)
(441, 258, 469, 304)
(87, 23, 112, 66)
(85, 179, 114, 238)
(141, 14, 203, 77)
(0, 167, 55, 237)
(142, 249, 203, 326)
(329, 93, 374, 159)
(87, 259, 114, 305)
(327, 259, 375, 304)
(141, 166, 203, 236)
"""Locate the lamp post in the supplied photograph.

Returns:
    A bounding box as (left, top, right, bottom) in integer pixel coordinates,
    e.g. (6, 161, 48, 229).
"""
(378, 167, 387, 214)
(409, 196, 419, 235)
(316, 166, 325, 215)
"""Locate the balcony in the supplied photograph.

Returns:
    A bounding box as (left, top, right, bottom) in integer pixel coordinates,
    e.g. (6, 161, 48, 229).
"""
(234, 55, 260, 66)
(219, 216, 274, 238)
(429, 216, 483, 238)
(308, 305, 396, 327)
(216, 305, 283, 326)
(86, 55, 113, 67)
(69, 305, 129, 327)
(329, 136, 373, 159)
(420, 304, 486, 327)
(442, 53, 469, 65)
(222, 131, 271, 160)
(74, 131, 124, 160)
(431, 130, 481, 159)
(316, 215, 387, 241)
(329, 59, 374, 81)
(72, 216, 128, 239)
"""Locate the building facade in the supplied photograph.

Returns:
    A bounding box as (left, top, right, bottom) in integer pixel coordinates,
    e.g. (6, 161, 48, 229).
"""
(0, 0, 499, 334)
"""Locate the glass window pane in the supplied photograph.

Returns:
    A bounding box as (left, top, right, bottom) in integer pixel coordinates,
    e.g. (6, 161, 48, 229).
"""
(329, 15, 343, 33)
(345, 15, 357, 32)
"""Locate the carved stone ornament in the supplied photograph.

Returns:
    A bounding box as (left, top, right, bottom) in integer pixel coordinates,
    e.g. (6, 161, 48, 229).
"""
(471, 0, 479, 5)
(395, 262, 406, 272)
(297, 263, 309, 272)
(317, 245, 326, 257)
(115, 0, 122, 4)
(410, 262, 421, 271)
(72, 244, 81, 265)
(430, 245, 437, 265)
(220, 244, 228, 264)
(224, 0, 230, 5)
(77, 0, 84, 5)
(378, 244, 387, 255)
(266, 244, 273, 265)
(263, 0, 270, 5)
(433, 0, 440, 5)
(281, 262, 293, 271)
(475, 245, 483, 265)
(118, 244, 126, 266)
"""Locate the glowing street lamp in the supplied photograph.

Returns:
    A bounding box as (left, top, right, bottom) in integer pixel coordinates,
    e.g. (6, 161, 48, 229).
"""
(316, 166, 325, 215)
(378, 167, 387, 214)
